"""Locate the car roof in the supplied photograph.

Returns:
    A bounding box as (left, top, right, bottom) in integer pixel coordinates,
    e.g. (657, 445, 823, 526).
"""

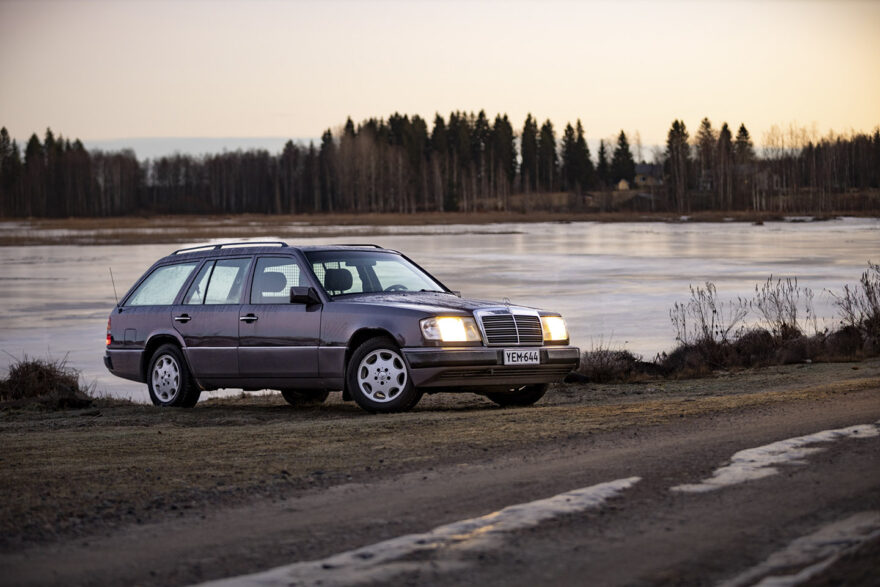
(160, 242, 399, 263)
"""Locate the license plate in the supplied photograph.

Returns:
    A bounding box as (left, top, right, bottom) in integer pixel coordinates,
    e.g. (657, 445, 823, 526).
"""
(503, 349, 540, 365)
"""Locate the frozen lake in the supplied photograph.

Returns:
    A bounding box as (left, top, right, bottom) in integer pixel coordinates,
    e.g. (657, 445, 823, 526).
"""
(1, 217, 878, 402)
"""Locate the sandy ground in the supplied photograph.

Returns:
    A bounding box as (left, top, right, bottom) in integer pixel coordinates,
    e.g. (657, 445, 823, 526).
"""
(1, 360, 878, 585)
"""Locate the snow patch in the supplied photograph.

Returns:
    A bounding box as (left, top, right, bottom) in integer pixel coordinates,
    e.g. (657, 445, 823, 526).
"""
(672, 422, 880, 493)
(196, 476, 640, 587)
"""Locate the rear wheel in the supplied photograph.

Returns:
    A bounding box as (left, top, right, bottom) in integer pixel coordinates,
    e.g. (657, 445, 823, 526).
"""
(486, 384, 548, 408)
(147, 344, 200, 407)
(346, 338, 422, 413)
(280, 389, 329, 406)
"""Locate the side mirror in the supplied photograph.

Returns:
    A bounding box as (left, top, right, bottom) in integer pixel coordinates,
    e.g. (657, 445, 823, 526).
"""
(290, 286, 321, 305)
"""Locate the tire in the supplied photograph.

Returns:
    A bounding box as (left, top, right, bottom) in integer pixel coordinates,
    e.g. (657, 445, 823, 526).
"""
(147, 344, 201, 407)
(486, 384, 548, 408)
(346, 337, 422, 413)
(280, 389, 330, 406)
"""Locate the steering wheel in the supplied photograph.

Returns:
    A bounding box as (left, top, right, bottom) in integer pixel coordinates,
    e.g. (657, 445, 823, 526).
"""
(384, 284, 409, 292)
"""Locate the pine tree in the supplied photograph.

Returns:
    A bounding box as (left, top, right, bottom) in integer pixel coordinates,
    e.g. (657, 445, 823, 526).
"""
(537, 119, 557, 192)
(23, 133, 45, 217)
(574, 120, 594, 191)
(666, 120, 690, 213)
(472, 110, 490, 200)
(279, 139, 300, 213)
(490, 114, 516, 209)
(734, 123, 755, 164)
(492, 114, 516, 185)
(717, 123, 734, 209)
(610, 130, 635, 185)
(596, 140, 610, 187)
(695, 117, 716, 195)
(734, 124, 756, 209)
(560, 123, 577, 192)
(319, 129, 336, 212)
(0, 128, 22, 216)
(430, 114, 451, 211)
(520, 114, 538, 192)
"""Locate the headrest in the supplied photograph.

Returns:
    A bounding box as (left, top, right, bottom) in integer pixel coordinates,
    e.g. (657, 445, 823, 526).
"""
(260, 272, 287, 293)
(324, 268, 353, 292)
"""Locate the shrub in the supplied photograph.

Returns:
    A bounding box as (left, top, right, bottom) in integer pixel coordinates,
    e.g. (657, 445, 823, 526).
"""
(823, 325, 864, 358)
(669, 282, 749, 345)
(753, 276, 817, 339)
(832, 261, 880, 349)
(0, 357, 93, 409)
(731, 328, 777, 367)
(573, 338, 664, 383)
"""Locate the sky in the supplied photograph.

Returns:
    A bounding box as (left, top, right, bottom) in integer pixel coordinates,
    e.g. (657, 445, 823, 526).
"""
(1, 0, 878, 158)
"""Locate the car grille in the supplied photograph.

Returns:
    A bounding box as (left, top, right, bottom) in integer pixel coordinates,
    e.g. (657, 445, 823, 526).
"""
(480, 314, 544, 346)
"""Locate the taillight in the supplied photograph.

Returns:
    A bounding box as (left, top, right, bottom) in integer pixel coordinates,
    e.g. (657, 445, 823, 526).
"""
(106, 317, 112, 346)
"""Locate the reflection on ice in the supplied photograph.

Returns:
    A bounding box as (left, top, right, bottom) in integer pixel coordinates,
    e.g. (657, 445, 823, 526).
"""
(0, 217, 878, 401)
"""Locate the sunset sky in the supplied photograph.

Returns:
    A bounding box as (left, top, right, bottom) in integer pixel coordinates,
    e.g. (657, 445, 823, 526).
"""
(1, 0, 878, 156)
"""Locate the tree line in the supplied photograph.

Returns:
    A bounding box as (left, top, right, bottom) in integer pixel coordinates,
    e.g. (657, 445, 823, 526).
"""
(1, 113, 878, 218)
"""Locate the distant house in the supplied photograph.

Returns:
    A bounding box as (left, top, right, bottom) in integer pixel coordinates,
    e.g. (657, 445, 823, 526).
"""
(634, 163, 663, 188)
(616, 179, 630, 191)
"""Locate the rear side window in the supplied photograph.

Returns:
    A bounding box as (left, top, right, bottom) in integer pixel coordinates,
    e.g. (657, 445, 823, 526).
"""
(250, 257, 304, 304)
(181, 258, 252, 305)
(183, 263, 213, 305)
(205, 258, 252, 304)
(126, 262, 198, 306)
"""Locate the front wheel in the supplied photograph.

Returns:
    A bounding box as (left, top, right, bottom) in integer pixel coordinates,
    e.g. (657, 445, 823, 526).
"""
(486, 384, 548, 408)
(346, 338, 422, 413)
(147, 344, 200, 407)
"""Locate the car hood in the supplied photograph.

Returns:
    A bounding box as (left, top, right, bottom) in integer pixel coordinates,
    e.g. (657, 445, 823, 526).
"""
(337, 292, 531, 315)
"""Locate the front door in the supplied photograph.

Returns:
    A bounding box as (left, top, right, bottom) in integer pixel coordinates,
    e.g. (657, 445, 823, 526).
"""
(172, 257, 252, 378)
(238, 256, 322, 378)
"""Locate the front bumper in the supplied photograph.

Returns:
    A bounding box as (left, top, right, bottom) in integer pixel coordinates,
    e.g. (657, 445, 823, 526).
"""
(403, 346, 580, 388)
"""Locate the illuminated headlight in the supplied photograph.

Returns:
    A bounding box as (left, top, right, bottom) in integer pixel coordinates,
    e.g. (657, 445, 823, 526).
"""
(420, 316, 482, 343)
(541, 316, 568, 342)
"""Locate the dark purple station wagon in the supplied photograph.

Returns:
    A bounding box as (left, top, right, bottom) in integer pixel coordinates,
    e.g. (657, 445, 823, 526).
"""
(104, 242, 579, 413)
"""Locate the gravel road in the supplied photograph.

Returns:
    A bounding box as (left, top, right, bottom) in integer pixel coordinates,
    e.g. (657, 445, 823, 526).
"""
(1, 360, 878, 586)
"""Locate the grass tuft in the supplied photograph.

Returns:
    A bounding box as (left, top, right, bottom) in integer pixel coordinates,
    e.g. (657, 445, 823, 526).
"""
(0, 356, 94, 410)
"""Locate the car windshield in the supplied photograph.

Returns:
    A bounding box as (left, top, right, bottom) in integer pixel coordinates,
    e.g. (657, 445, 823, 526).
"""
(305, 250, 447, 297)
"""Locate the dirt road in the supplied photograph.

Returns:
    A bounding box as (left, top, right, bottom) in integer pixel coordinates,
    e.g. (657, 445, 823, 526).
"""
(2, 360, 879, 586)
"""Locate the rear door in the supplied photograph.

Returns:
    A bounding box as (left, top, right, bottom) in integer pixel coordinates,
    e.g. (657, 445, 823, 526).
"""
(172, 257, 252, 378)
(238, 256, 322, 378)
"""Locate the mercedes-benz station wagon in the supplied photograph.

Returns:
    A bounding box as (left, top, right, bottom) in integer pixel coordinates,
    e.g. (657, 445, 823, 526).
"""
(104, 242, 580, 413)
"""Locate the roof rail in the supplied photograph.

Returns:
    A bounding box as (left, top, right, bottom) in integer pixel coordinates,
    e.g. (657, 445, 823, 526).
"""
(173, 241, 289, 255)
(335, 243, 384, 248)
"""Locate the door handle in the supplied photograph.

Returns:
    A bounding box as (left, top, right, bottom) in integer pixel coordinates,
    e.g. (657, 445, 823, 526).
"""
(173, 314, 191, 323)
(239, 314, 258, 323)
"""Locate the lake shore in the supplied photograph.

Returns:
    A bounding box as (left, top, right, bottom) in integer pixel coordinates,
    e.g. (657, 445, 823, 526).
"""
(2, 210, 876, 246)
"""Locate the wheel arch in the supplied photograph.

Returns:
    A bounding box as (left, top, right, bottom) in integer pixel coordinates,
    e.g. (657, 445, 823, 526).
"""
(342, 328, 401, 400)
(141, 331, 189, 381)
